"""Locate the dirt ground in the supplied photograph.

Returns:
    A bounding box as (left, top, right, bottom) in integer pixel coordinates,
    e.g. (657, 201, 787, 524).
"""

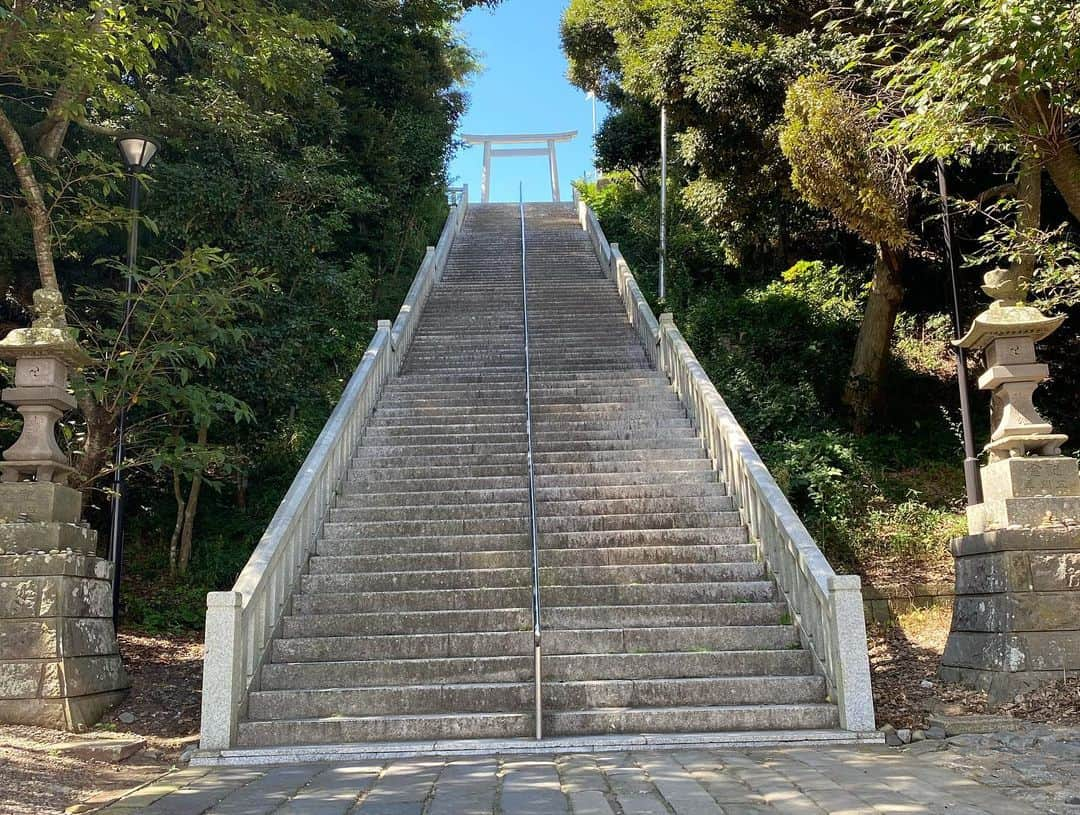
(868, 604, 1080, 730)
(0, 632, 203, 815)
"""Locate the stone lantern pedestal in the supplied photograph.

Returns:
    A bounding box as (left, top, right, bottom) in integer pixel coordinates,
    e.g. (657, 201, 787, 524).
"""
(0, 290, 128, 730)
(940, 302, 1080, 704)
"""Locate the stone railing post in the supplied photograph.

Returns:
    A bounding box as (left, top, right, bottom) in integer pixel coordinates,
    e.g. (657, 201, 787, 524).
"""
(0, 289, 129, 730)
(200, 591, 243, 750)
(828, 575, 875, 731)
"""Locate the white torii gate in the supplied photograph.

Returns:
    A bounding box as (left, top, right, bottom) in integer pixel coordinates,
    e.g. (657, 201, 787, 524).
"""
(462, 131, 578, 203)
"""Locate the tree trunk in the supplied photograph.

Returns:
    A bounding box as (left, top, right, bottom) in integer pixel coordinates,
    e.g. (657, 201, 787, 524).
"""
(1010, 153, 1042, 294)
(1011, 93, 1080, 222)
(842, 244, 905, 433)
(176, 425, 209, 575)
(169, 469, 186, 576)
(0, 107, 60, 291)
(1043, 143, 1080, 223)
(74, 393, 117, 492)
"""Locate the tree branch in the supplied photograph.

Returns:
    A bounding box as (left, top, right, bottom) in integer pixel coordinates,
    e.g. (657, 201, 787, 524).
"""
(975, 183, 1017, 206)
(0, 104, 59, 291)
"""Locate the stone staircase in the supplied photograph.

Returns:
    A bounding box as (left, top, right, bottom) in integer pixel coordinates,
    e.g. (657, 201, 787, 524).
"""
(236, 203, 836, 748)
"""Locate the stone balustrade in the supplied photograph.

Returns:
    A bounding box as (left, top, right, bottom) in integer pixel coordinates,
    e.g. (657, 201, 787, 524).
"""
(576, 199, 876, 732)
(199, 189, 469, 750)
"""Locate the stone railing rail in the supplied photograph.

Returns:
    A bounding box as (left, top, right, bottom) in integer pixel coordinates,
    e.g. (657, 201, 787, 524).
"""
(200, 188, 469, 750)
(577, 200, 875, 732)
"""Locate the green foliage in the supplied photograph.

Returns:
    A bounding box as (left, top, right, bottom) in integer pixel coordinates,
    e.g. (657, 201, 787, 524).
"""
(584, 174, 974, 574)
(71, 249, 272, 487)
(0, 0, 494, 629)
(961, 198, 1080, 312)
(562, 0, 830, 266)
(780, 74, 911, 248)
(853, 0, 1080, 160)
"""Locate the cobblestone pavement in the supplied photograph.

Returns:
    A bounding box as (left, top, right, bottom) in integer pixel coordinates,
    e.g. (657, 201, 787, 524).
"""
(92, 740, 1075, 815)
(900, 725, 1080, 815)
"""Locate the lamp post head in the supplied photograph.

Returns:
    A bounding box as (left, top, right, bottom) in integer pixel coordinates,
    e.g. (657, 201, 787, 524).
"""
(116, 135, 160, 172)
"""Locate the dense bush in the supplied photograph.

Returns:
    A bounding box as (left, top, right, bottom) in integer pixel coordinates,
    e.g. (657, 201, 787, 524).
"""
(580, 176, 982, 576)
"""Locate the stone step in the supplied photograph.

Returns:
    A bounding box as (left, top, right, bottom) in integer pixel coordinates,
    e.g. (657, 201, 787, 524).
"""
(539, 581, 777, 606)
(330, 501, 528, 523)
(539, 527, 749, 548)
(246, 675, 826, 722)
(347, 463, 525, 481)
(236, 711, 532, 748)
(300, 567, 530, 594)
(317, 531, 529, 552)
(247, 682, 533, 721)
(308, 543, 757, 574)
(261, 656, 532, 689)
(260, 649, 812, 692)
(546, 704, 839, 737)
(533, 470, 719, 488)
(321, 517, 529, 537)
(535, 496, 733, 516)
(341, 488, 528, 507)
(271, 625, 799, 666)
(307, 551, 531, 574)
(533, 449, 709, 465)
(537, 510, 743, 532)
(545, 603, 789, 630)
(350, 442, 527, 458)
(533, 459, 714, 476)
(352, 452, 528, 469)
(283, 606, 530, 633)
(287, 586, 530, 616)
(536, 482, 726, 501)
(340, 476, 526, 494)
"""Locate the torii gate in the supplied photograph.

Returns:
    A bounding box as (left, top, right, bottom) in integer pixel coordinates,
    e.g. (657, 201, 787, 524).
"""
(462, 131, 578, 203)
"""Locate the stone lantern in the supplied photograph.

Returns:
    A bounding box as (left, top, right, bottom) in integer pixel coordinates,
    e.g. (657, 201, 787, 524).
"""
(0, 289, 129, 730)
(940, 274, 1080, 704)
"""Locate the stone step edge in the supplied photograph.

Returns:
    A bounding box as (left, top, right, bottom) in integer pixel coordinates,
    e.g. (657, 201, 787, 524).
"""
(193, 728, 881, 766)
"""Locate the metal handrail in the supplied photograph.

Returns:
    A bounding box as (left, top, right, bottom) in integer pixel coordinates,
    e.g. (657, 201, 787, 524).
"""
(520, 183, 542, 740)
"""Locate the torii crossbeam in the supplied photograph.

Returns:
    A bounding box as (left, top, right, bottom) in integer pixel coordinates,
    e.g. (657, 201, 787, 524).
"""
(462, 131, 578, 203)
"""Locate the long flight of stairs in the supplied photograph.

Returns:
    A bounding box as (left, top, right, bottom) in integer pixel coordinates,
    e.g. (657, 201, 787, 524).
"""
(237, 203, 837, 748)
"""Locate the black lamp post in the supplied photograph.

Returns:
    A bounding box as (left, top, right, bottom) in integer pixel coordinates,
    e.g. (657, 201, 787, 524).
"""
(110, 135, 159, 623)
(936, 159, 983, 507)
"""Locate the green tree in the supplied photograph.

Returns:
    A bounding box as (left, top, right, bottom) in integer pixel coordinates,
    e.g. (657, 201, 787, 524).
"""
(72, 248, 272, 574)
(561, 0, 826, 268)
(0, 0, 333, 294)
(780, 74, 911, 429)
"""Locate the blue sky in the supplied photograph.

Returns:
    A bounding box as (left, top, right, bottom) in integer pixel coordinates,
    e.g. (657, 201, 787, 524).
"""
(449, 2, 605, 203)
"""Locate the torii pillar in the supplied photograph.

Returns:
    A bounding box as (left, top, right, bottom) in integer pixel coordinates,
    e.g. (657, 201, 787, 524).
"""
(462, 132, 578, 203)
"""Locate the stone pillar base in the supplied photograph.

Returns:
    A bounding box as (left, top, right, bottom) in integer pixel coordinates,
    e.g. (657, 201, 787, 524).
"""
(0, 484, 129, 731)
(941, 526, 1080, 705)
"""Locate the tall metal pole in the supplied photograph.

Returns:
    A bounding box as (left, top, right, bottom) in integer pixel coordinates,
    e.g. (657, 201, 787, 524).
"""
(659, 105, 668, 302)
(109, 171, 140, 622)
(937, 159, 983, 506)
(590, 92, 598, 182)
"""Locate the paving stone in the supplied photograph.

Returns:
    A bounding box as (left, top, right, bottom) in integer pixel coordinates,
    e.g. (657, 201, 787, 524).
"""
(500, 758, 569, 814)
(139, 770, 264, 815)
(567, 790, 616, 815)
(636, 754, 724, 815)
(102, 732, 1079, 815)
(353, 804, 423, 815)
(207, 765, 322, 814)
(426, 758, 499, 815)
(274, 764, 378, 815)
